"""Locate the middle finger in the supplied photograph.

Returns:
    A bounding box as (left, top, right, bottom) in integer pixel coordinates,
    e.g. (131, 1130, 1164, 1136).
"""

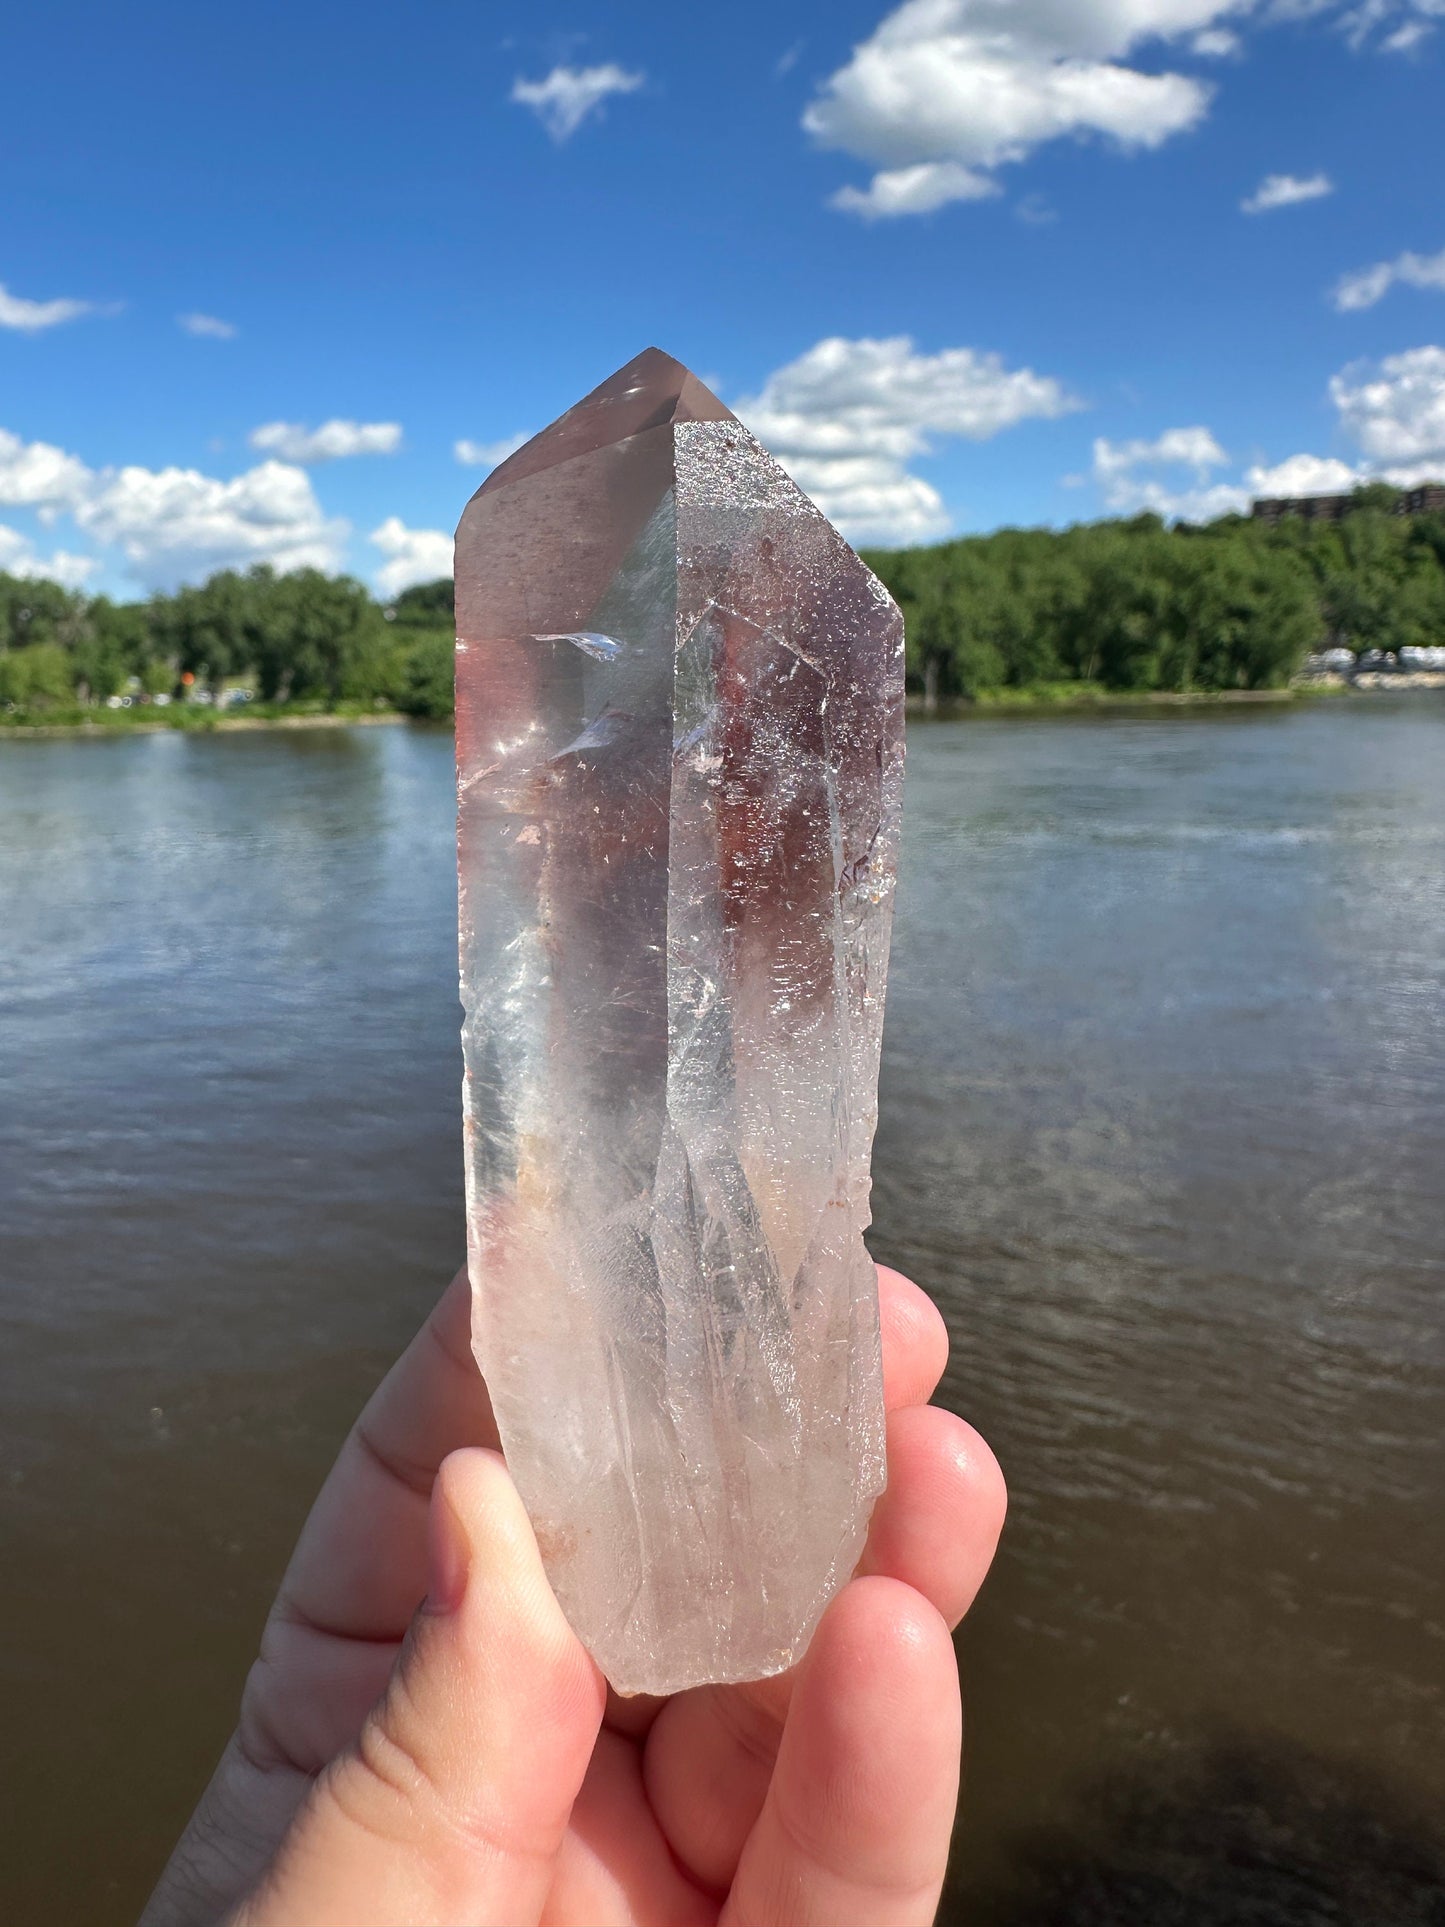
(637, 1400, 1005, 1892)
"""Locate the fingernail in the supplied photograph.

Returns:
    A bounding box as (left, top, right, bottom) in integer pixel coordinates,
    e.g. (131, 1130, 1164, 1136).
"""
(425, 1486, 470, 1615)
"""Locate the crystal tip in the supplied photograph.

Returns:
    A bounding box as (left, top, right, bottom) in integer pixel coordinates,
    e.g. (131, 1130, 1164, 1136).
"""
(475, 348, 738, 500)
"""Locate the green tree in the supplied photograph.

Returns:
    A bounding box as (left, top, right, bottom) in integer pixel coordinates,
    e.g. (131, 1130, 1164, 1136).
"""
(867, 507, 1336, 699)
(1166, 543, 1320, 688)
(0, 573, 89, 651)
(1350, 481, 1403, 515)
(392, 629, 456, 719)
(0, 641, 74, 708)
(388, 579, 454, 627)
(258, 569, 389, 702)
(149, 571, 257, 695)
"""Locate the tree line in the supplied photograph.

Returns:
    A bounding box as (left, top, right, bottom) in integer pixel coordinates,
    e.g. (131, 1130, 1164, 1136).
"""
(862, 485, 1445, 700)
(3, 485, 1444, 720)
(0, 568, 456, 719)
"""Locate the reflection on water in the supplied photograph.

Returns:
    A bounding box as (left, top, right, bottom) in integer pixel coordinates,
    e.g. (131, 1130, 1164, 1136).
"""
(1, 704, 1442, 1923)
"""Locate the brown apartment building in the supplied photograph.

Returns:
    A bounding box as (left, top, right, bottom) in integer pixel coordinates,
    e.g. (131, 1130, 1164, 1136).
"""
(1252, 482, 1445, 525)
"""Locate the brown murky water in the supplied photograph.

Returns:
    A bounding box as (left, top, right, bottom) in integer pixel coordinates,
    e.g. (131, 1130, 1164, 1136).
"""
(2, 705, 1442, 1923)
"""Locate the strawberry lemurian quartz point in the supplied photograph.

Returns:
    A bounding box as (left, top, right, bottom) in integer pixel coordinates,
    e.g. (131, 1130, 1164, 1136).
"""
(453, 348, 905, 1696)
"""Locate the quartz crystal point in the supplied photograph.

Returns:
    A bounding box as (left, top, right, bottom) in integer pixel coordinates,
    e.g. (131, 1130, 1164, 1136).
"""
(454, 348, 905, 1695)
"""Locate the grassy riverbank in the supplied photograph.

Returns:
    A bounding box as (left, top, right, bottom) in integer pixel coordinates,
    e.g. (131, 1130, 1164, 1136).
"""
(909, 680, 1355, 714)
(4, 678, 1389, 736)
(0, 700, 412, 737)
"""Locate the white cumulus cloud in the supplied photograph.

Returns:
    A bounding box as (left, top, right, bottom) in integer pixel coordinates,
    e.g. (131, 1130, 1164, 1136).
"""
(1089, 346, 1445, 525)
(248, 419, 402, 463)
(0, 522, 98, 586)
(454, 433, 531, 467)
(0, 281, 95, 334)
(1245, 452, 1362, 494)
(370, 517, 453, 598)
(1329, 345, 1445, 478)
(806, 2, 1442, 213)
(179, 312, 237, 340)
(1091, 431, 1384, 519)
(0, 428, 94, 511)
(831, 160, 999, 219)
(1090, 431, 1371, 518)
(1092, 425, 1249, 519)
(1095, 426, 1231, 477)
(735, 334, 1079, 544)
(76, 461, 347, 585)
(806, 0, 1229, 216)
(1333, 245, 1445, 311)
(0, 427, 348, 589)
(1241, 171, 1334, 213)
(511, 63, 644, 141)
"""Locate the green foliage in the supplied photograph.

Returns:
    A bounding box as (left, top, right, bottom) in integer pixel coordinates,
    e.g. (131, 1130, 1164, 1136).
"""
(387, 578, 454, 627)
(1350, 481, 1404, 515)
(139, 654, 176, 696)
(67, 595, 150, 700)
(251, 569, 389, 703)
(390, 628, 456, 719)
(0, 563, 404, 717)
(143, 566, 389, 702)
(0, 641, 74, 707)
(4, 497, 1445, 725)
(864, 501, 1445, 699)
(0, 575, 89, 651)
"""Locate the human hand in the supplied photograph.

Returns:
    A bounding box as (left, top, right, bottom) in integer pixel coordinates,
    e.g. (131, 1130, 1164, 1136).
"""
(142, 1264, 1006, 1926)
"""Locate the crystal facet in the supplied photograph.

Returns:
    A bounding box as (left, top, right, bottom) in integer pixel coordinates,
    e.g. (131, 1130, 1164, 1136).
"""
(454, 348, 905, 1695)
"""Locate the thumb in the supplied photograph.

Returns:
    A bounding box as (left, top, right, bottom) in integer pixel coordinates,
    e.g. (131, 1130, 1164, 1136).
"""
(233, 1449, 605, 1927)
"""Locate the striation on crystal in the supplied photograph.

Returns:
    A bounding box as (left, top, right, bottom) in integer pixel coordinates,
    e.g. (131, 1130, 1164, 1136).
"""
(454, 348, 905, 1696)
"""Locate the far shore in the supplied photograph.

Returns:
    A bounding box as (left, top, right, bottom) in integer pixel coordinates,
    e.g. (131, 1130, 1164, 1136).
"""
(3, 672, 1442, 741)
(911, 673, 1445, 716)
(914, 687, 1301, 716)
(0, 707, 413, 741)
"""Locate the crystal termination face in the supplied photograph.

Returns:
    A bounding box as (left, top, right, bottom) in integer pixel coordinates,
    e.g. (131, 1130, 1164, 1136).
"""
(454, 348, 905, 1696)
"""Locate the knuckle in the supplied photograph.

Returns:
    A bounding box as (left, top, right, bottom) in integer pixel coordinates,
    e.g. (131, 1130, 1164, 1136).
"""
(326, 1674, 441, 1847)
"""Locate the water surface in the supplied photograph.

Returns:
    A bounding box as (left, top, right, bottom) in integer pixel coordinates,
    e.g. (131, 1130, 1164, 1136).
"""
(1, 704, 1441, 1922)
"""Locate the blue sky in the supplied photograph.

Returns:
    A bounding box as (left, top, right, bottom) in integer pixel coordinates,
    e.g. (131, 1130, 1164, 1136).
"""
(2, 0, 1442, 598)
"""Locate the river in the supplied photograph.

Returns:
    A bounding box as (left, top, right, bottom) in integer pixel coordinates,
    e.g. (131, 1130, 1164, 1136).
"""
(2, 701, 1442, 1923)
